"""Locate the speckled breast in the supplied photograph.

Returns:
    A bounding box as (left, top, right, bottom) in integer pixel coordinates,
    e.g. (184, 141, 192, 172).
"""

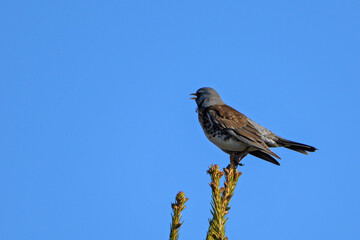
(198, 109, 247, 152)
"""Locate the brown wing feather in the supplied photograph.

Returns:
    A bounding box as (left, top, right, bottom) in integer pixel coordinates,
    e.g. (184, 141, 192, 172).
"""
(208, 105, 280, 159)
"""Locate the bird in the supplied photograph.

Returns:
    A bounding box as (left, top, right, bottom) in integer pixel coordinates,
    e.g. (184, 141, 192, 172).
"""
(190, 87, 317, 166)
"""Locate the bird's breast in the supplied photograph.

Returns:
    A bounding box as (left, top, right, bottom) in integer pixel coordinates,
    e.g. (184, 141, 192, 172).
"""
(198, 109, 247, 152)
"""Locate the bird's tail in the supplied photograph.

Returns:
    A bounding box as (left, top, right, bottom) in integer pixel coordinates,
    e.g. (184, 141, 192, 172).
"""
(276, 137, 317, 155)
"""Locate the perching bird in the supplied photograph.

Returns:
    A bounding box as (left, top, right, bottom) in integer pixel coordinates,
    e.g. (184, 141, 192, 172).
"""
(190, 87, 317, 166)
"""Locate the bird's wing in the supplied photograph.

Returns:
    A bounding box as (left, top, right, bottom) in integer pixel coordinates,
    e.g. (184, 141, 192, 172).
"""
(247, 118, 280, 147)
(207, 105, 280, 159)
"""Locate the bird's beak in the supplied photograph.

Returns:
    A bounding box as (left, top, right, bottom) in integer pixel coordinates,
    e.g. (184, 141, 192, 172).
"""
(190, 93, 197, 100)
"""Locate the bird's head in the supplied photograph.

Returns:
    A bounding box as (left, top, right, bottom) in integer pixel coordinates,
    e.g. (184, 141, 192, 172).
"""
(190, 87, 225, 109)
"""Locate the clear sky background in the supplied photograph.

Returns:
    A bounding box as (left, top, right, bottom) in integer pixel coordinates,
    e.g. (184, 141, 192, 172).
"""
(1, 1, 359, 239)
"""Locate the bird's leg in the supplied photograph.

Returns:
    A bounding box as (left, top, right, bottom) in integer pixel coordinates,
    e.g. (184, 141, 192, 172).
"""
(229, 155, 239, 169)
(229, 149, 250, 169)
(238, 150, 249, 165)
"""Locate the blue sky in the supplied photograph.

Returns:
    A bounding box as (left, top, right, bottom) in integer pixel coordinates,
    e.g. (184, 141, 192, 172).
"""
(1, 1, 359, 239)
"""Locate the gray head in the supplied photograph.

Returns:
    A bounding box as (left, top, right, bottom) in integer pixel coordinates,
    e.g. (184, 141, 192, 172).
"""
(190, 87, 225, 108)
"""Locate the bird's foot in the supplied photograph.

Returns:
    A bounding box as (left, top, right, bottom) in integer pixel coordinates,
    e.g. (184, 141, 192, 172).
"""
(227, 161, 244, 170)
(229, 150, 249, 168)
(229, 155, 243, 169)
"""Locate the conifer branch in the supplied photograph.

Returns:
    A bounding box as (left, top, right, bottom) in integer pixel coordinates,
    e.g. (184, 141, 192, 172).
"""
(169, 191, 188, 240)
(206, 164, 242, 240)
